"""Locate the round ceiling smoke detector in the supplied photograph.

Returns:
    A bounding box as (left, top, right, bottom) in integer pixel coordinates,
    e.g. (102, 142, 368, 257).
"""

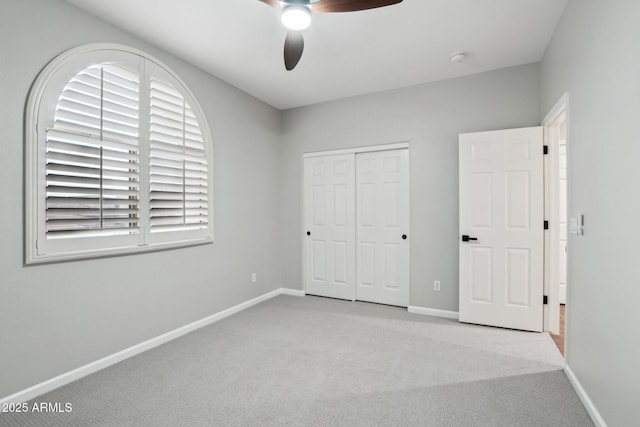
(450, 52, 466, 63)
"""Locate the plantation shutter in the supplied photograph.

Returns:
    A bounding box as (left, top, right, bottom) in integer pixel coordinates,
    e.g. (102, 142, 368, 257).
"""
(45, 64, 141, 239)
(28, 45, 213, 263)
(149, 76, 208, 233)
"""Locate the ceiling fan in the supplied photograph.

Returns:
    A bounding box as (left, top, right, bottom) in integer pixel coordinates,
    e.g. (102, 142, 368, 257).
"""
(258, 0, 403, 70)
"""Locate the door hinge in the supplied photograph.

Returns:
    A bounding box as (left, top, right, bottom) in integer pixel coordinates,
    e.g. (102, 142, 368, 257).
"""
(543, 145, 549, 155)
(544, 220, 549, 230)
(543, 295, 548, 305)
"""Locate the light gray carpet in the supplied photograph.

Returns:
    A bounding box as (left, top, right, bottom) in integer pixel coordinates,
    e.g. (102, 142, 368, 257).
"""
(0, 295, 592, 426)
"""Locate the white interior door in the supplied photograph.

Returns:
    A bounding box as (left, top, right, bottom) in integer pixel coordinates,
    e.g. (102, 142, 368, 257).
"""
(459, 127, 544, 332)
(304, 154, 356, 300)
(356, 149, 410, 307)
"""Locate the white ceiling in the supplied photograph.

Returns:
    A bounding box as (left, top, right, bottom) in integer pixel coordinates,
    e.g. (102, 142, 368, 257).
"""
(64, 0, 567, 110)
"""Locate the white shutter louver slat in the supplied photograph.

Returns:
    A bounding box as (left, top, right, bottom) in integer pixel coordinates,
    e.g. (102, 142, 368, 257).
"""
(47, 151, 101, 168)
(46, 207, 138, 218)
(47, 175, 140, 191)
(46, 209, 101, 220)
(47, 128, 139, 150)
(59, 88, 100, 109)
(46, 174, 100, 189)
(102, 89, 139, 112)
(150, 192, 184, 201)
(150, 165, 182, 178)
(150, 174, 182, 186)
(184, 177, 207, 187)
(150, 182, 184, 193)
(72, 70, 101, 88)
(64, 80, 101, 98)
(149, 140, 184, 154)
(151, 96, 184, 117)
(102, 116, 139, 135)
(149, 98, 183, 116)
(184, 147, 206, 159)
(47, 139, 99, 156)
(54, 108, 101, 134)
(103, 80, 139, 102)
(47, 151, 139, 174)
(103, 100, 139, 121)
(185, 132, 204, 144)
(150, 113, 184, 132)
(46, 185, 138, 198)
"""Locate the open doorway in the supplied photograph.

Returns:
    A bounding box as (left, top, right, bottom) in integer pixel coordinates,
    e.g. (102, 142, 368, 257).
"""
(543, 93, 569, 356)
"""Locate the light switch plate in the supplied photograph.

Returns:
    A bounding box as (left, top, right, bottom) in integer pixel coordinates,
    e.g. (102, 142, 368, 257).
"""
(569, 215, 584, 235)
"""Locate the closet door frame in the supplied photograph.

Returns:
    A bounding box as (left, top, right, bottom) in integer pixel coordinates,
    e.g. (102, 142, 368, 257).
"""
(301, 142, 410, 302)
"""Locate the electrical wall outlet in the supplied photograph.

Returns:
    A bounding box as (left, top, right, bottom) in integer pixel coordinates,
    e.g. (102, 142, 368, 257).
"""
(251, 273, 257, 283)
(434, 280, 441, 291)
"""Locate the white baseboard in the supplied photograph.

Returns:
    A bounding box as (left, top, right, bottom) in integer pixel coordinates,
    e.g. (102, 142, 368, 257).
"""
(280, 288, 305, 297)
(564, 364, 607, 427)
(408, 305, 459, 320)
(0, 288, 303, 405)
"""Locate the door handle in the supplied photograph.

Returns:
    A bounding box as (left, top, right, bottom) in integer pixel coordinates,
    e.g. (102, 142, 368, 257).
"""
(306, 231, 311, 236)
(461, 235, 478, 242)
(402, 234, 407, 240)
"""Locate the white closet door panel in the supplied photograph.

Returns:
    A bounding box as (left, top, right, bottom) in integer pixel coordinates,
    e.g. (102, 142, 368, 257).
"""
(304, 154, 355, 300)
(356, 149, 410, 307)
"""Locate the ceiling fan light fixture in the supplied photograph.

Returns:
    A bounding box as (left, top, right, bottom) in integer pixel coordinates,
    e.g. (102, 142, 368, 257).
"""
(281, 5, 312, 30)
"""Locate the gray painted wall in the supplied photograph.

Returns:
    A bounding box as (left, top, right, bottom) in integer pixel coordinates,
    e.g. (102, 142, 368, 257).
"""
(280, 64, 541, 310)
(0, 0, 282, 397)
(540, 0, 640, 424)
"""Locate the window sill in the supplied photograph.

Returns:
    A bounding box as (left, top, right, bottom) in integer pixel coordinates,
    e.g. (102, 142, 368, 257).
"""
(25, 237, 213, 265)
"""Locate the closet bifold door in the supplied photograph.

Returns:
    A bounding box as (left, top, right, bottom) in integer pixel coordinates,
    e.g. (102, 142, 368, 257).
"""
(356, 149, 410, 307)
(303, 154, 356, 300)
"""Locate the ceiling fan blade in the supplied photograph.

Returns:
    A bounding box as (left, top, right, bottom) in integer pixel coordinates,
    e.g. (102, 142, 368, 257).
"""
(311, 0, 403, 14)
(284, 31, 304, 71)
(257, 0, 281, 10)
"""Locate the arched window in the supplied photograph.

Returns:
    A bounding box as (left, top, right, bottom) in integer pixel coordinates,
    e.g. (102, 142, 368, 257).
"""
(26, 44, 213, 263)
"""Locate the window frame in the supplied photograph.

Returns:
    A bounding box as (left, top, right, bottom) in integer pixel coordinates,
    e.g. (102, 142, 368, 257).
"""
(26, 43, 214, 264)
